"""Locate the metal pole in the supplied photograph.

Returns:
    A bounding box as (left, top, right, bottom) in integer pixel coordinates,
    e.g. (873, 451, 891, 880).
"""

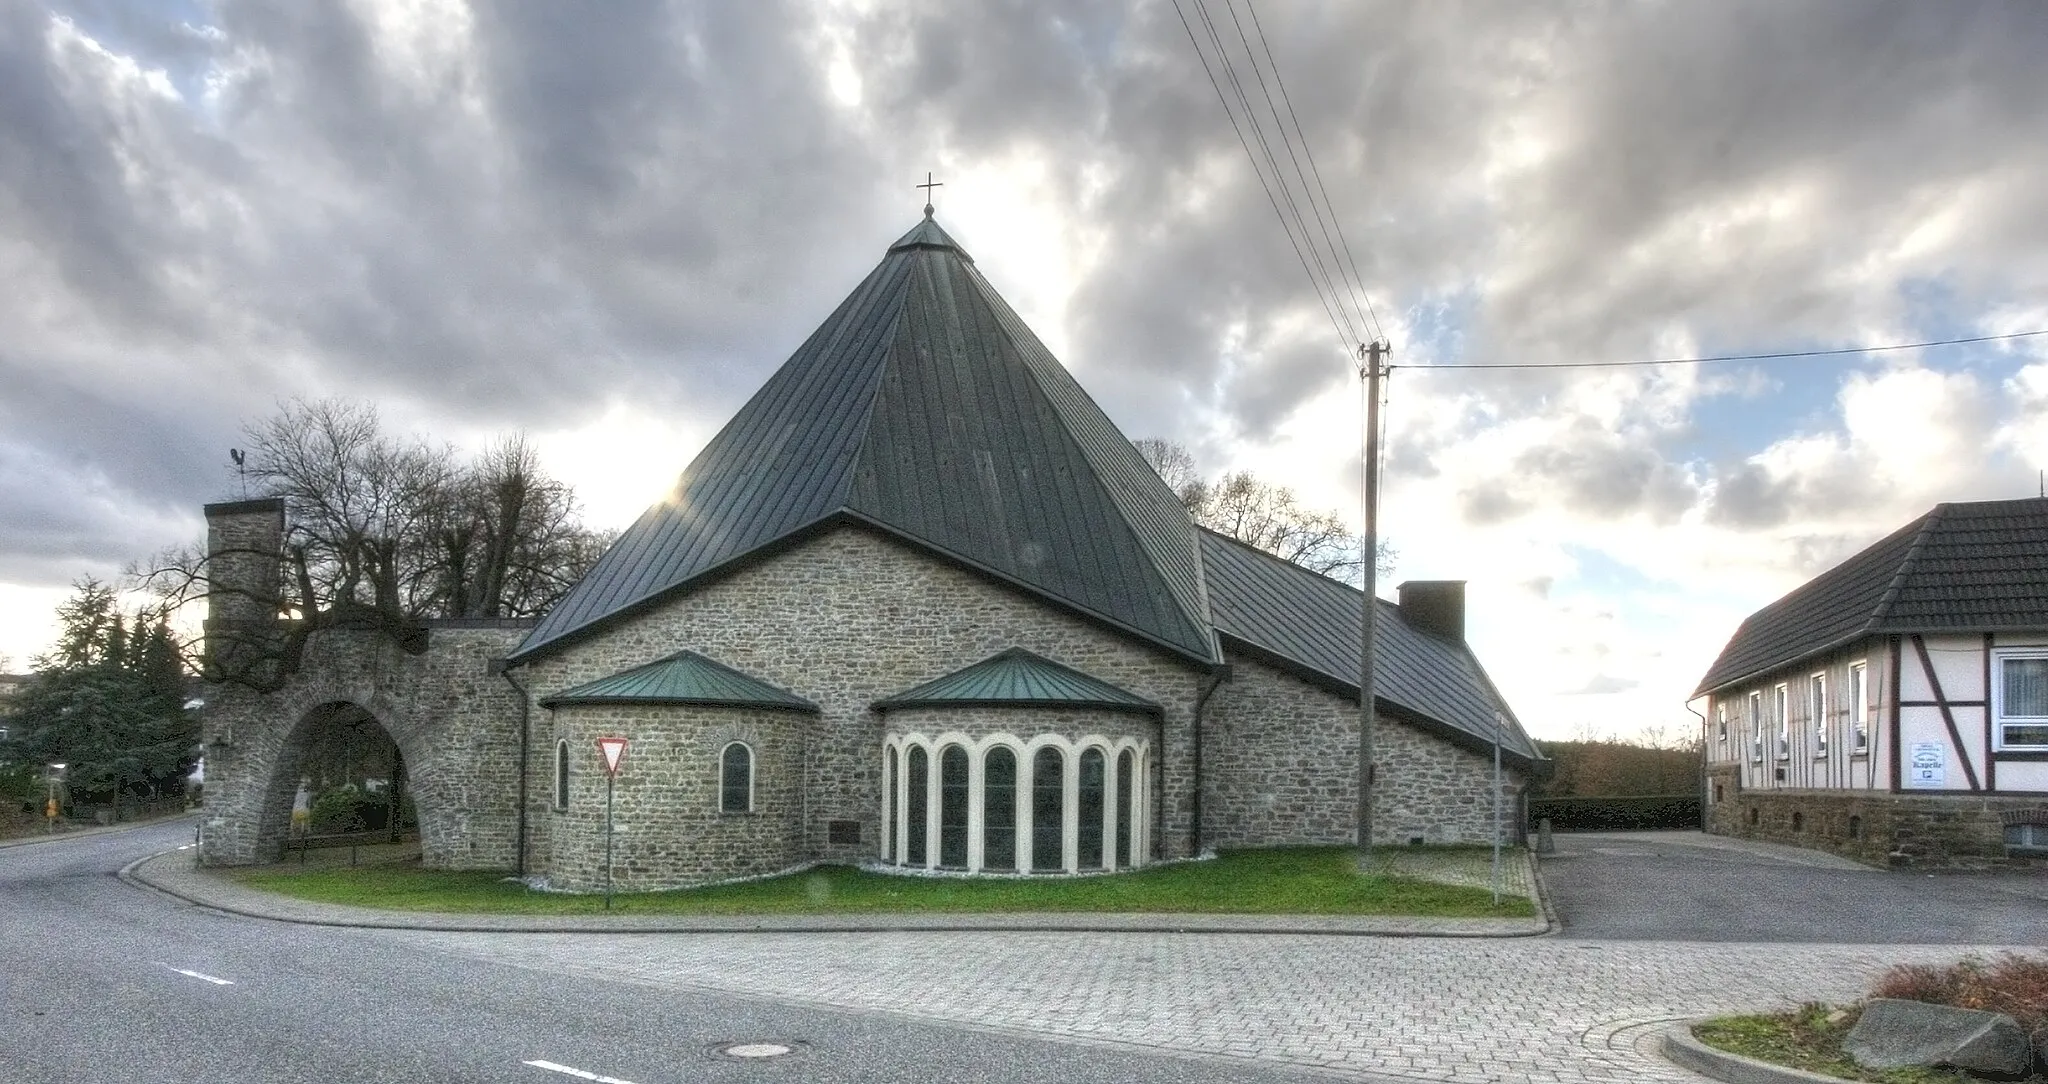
(1492, 712, 1504, 906)
(1357, 340, 1386, 869)
(604, 773, 615, 911)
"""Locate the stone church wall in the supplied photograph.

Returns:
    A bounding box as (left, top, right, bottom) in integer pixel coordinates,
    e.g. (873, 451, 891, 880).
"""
(1204, 652, 1526, 847)
(199, 621, 530, 870)
(515, 525, 1210, 879)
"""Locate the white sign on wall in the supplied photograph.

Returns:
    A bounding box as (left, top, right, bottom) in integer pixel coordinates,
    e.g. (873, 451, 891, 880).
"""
(1906, 742, 1946, 789)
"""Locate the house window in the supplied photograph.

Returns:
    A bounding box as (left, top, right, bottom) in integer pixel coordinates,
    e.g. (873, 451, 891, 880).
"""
(882, 746, 896, 862)
(1716, 704, 1727, 744)
(906, 747, 928, 865)
(719, 742, 753, 813)
(938, 745, 970, 869)
(983, 746, 1017, 871)
(1748, 691, 1764, 763)
(1774, 684, 1790, 760)
(1033, 747, 1065, 872)
(1810, 674, 1827, 758)
(1850, 662, 1870, 755)
(1077, 748, 1106, 870)
(2007, 822, 2048, 855)
(1993, 651, 2048, 750)
(553, 739, 570, 811)
(1116, 749, 1135, 868)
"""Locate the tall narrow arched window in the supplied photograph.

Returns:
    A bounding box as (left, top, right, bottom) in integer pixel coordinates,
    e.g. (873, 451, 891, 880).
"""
(553, 739, 570, 811)
(906, 747, 929, 866)
(720, 742, 753, 813)
(983, 746, 1017, 872)
(939, 746, 970, 868)
(1116, 748, 1134, 868)
(1032, 747, 1065, 872)
(883, 747, 897, 863)
(1078, 748, 1105, 870)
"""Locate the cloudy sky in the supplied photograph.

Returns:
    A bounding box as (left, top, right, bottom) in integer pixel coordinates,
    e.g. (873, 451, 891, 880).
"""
(4, 0, 2046, 743)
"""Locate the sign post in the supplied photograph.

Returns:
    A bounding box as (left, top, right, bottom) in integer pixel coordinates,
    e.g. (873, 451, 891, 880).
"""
(597, 737, 628, 910)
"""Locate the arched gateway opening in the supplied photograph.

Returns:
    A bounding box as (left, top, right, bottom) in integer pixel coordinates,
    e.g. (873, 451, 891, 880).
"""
(257, 701, 418, 861)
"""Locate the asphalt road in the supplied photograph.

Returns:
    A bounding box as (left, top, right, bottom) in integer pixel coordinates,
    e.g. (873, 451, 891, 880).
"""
(1541, 830, 2048, 942)
(0, 820, 1312, 1084)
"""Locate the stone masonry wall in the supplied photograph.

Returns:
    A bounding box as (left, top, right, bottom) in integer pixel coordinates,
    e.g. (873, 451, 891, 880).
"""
(199, 622, 529, 870)
(1204, 653, 1527, 847)
(546, 705, 806, 892)
(1707, 776, 2048, 870)
(516, 526, 1210, 878)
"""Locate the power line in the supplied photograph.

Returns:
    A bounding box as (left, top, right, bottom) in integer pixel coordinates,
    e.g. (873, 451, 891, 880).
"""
(1242, 0, 1385, 344)
(1170, 0, 1356, 353)
(1394, 329, 2048, 372)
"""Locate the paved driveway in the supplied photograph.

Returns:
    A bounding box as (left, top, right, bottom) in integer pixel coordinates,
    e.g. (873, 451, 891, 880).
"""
(1541, 830, 2048, 943)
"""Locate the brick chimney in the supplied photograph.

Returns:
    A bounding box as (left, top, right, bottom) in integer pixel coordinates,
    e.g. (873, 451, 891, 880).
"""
(1397, 580, 1466, 642)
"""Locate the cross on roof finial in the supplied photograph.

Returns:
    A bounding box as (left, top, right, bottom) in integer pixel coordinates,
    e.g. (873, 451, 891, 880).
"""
(916, 172, 942, 217)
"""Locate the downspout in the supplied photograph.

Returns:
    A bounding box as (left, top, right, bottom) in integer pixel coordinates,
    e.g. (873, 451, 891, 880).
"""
(1189, 663, 1232, 858)
(495, 660, 532, 878)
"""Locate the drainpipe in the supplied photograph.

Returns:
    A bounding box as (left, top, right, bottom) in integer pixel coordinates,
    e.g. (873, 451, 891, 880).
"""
(494, 660, 532, 878)
(1189, 663, 1232, 857)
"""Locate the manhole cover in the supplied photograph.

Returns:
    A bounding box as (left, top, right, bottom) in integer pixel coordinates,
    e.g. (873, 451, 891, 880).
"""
(714, 1042, 796, 1059)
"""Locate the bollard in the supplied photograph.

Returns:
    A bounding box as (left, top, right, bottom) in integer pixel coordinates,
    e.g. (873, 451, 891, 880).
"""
(1536, 816, 1555, 855)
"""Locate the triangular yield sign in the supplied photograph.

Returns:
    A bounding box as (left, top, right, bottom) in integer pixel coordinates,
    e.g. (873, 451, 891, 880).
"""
(596, 736, 628, 776)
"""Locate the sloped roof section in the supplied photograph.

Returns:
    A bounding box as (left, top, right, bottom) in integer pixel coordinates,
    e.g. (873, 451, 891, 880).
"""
(875, 648, 1159, 713)
(512, 213, 1214, 664)
(1695, 497, 2048, 695)
(1198, 530, 1543, 766)
(540, 650, 817, 712)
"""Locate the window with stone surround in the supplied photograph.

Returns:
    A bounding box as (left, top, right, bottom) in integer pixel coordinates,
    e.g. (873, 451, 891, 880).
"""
(720, 741, 753, 814)
(1993, 650, 2048, 751)
(983, 746, 1016, 871)
(1033, 747, 1064, 872)
(880, 735, 1147, 875)
(553, 739, 570, 811)
(939, 745, 970, 869)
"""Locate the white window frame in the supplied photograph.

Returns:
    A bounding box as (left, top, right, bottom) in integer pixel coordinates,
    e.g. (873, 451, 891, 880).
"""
(1809, 673, 1828, 758)
(1774, 684, 1790, 760)
(719, 741, 755, 813)
(1849, 662, 1870, 755)
(553, 738, 570, 811)
(1715, 703, 1727, 745)
(1748, 691, 1764, 763)
(1991, 648, 2048, 752)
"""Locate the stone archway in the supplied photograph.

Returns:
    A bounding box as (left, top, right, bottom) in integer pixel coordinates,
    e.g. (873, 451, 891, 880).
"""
(255, 701, 415, 859)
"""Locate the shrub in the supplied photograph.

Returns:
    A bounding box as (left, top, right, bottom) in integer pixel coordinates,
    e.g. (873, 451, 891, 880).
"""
(1872, 953, 2048, 1040)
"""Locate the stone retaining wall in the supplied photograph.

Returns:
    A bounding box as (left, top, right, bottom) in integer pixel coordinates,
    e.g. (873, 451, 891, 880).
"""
(1707, 773, 2048, 869)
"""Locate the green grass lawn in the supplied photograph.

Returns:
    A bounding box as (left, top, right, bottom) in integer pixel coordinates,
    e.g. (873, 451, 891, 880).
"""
(232, 846, 1535, 918)
(1694, 1007, 1982, 1084)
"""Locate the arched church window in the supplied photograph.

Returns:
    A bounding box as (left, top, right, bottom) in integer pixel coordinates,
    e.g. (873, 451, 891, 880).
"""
(906, 746, 929, 866)
(983, 746, 1017, 872)
(554, 739, 570, 811)
(1116, 748, 1134, 869)
(1078, 748, 1105, 870)
(883, 746, 897, 863)
(939, 746, 970, 868)
(1032, 747, 1065, 872)
(720, 742, 753, 813)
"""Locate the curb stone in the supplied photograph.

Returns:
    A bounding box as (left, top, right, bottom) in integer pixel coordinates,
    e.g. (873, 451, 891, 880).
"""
(120, 845, 1559, 938)
(1663, 1021, 1862, 1084)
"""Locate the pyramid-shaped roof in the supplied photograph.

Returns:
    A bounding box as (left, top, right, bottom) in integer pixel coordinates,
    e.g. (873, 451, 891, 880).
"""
(873, 648, 1160, 714)
(511, 213, 1216, 663)
(1694, 497, 2048, 695)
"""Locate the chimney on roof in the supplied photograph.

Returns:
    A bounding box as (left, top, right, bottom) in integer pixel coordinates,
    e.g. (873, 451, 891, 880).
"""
(1397, 580, 1466, 642)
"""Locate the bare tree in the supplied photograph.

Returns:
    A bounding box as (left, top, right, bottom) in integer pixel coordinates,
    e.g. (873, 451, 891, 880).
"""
(1135, 440, 1394, 581)
(134, 399, 611, 689)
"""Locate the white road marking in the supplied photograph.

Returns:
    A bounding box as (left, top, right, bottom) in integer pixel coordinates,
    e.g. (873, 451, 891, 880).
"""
(156, 963, 234, 986)
(522, 1060, 639, 1084)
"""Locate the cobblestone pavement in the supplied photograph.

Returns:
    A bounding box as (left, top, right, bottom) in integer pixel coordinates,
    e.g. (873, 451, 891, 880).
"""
(390, 926, 2012, 1084)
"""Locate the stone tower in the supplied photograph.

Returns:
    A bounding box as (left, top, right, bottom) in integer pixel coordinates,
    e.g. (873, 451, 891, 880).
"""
(201, 498, 285, 682)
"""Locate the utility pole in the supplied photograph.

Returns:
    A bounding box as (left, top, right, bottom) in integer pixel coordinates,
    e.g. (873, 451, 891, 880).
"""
(1357, 339, 1387, 869)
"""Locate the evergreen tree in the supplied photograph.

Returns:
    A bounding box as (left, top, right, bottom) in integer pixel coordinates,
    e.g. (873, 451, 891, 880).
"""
(0, 580, 197, 817)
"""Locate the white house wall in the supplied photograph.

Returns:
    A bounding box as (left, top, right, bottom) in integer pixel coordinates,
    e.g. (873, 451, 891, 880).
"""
(1704, 639, 1890, 797)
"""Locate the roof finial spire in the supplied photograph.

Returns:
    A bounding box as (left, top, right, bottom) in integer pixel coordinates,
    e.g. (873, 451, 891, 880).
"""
(916, 171, 942, 217)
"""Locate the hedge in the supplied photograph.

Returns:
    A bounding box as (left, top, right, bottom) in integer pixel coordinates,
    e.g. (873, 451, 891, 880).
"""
(1528, 794, 1702, 832)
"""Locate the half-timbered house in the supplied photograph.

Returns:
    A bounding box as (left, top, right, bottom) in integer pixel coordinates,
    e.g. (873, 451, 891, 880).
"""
(1694, 496, 2048, 868)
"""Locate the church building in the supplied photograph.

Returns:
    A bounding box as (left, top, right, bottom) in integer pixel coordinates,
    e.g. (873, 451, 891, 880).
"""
(196, 211, 1542, 891)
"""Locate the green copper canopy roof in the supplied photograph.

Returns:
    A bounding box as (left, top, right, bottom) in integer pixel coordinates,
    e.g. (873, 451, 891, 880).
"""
(540, 650, 817, 712)
(874, 648, 1159, 714)
(511, 214, 1216, 664)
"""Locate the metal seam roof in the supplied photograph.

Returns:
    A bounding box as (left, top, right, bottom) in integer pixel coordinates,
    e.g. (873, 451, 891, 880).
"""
(874, 647, 1160, 713)
(539, 650, 818, 712)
